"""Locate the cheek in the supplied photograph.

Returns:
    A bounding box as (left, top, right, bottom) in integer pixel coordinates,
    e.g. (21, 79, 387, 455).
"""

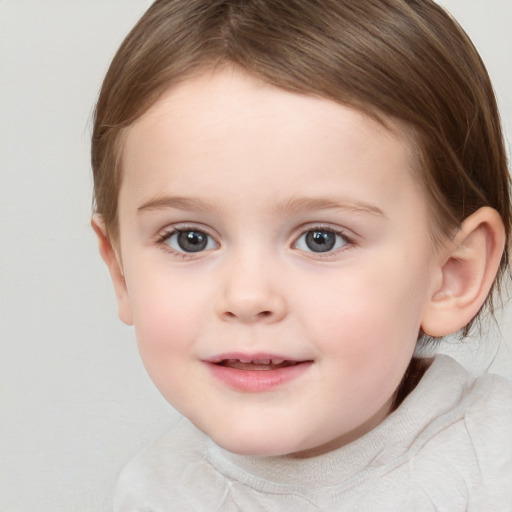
(125, 265, 209, 376)
(298, 262, 429, 422)
(301, 252, 431, 359)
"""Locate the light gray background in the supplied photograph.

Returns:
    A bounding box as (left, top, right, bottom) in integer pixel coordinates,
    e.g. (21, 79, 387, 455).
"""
(1, 1, 511, 510)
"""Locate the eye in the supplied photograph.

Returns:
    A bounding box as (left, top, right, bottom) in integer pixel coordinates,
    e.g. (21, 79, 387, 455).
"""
(163, 228, 217, 253)
(294, 228, 349, 253)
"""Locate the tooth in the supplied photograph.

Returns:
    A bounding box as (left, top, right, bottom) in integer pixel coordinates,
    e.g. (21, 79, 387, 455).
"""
(253, 359, 271, 364)
(271, 359, 284, 365)
(238, 358, 253, 364)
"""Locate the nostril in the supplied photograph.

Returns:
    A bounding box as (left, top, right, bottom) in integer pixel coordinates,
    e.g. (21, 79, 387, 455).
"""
(223, 309, 272, 321)
(218, 295, 287, 323)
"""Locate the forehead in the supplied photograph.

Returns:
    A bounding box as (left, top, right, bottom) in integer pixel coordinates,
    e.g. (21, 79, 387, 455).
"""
(120, 69, 424, 221)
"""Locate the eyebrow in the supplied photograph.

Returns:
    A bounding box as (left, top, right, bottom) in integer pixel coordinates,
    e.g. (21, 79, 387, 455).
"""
(137, 195, 221, 214)
(275, 196, 385, 217)
(137, 194, 385, 217)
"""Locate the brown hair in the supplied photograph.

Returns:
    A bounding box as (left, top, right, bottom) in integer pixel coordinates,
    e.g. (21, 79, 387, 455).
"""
(91, 0, 510, 334)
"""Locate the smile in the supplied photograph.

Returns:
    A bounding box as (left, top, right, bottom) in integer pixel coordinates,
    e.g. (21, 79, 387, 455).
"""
(217, 359, 300, 370)
(204, 353, 313, 392)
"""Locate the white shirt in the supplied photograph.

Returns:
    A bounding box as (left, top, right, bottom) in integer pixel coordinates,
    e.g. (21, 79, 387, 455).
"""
(114, 355, 512, 511)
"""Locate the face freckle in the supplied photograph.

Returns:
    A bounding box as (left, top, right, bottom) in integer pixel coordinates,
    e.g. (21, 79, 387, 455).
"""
(114, 68, 442, 457)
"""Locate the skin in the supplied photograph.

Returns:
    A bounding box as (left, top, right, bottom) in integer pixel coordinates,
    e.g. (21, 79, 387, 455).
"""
(95, 68, 504, 457)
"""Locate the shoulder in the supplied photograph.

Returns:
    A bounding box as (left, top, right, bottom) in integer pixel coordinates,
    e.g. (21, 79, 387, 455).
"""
(407, 355, 512, 508)
(443, 356, 512, 452)
(464, 368, 512, 424)
(462, 369, 512, 483)
(417, 354, 512, 458)
(416, 353, 512, 424)
(113, 417, 212, 511)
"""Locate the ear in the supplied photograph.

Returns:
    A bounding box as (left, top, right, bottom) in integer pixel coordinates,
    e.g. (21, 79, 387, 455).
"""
(421, 207, 505, 337)
(91, 215, 133, 325)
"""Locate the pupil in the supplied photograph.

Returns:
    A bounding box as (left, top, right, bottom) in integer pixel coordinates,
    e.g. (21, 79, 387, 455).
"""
(306, 230, 335, 252)
(177, 230, 207, 252)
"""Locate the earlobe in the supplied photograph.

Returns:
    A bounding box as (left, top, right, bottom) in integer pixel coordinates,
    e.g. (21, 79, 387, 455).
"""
(91, 215, 134, 326)
(421, 207, 505, 337)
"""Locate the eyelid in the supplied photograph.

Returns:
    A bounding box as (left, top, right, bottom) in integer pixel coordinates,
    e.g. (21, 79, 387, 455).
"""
(156, 221, 218, 239)
(294, 222, 356, 240)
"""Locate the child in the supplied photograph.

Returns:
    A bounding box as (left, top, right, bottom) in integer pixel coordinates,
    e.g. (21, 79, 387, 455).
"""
(91, 0, 512, 510)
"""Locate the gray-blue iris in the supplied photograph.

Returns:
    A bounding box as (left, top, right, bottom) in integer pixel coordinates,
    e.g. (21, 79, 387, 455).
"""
(178, 230, 208, 252)
(306, 231, 336, 252)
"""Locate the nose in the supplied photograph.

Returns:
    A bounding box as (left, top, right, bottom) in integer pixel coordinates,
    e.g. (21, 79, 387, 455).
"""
(215, 253, 288, 324)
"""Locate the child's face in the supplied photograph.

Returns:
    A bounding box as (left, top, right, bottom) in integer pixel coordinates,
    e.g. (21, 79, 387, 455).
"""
(113, 68, 443, 457)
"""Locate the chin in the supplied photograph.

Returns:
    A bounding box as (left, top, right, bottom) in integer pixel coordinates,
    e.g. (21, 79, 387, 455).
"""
(188, 407, 317, 456)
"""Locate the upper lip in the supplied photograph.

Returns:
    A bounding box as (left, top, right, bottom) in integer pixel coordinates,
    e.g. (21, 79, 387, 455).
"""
(203, 352, 309, 364)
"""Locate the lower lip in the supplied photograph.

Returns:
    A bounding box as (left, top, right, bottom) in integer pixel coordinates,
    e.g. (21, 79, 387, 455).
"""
(205, 361, 312, 392)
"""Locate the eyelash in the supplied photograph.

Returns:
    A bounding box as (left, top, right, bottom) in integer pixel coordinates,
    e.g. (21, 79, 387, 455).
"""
(155, 224, 355, 259)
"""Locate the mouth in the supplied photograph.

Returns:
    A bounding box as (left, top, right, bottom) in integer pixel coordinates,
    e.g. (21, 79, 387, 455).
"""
(215, 358, 302, 371)
(204, 353, 313, 392)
